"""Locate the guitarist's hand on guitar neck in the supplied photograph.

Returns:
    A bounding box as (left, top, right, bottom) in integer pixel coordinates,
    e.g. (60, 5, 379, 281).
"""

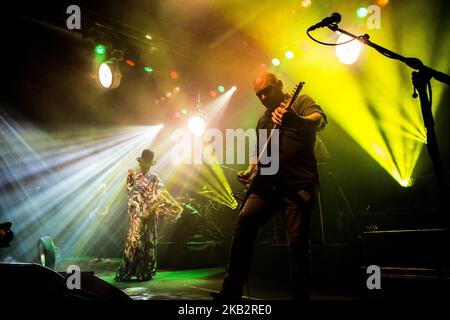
(271, 103, 289, 125)
(272, 101, 325, 131)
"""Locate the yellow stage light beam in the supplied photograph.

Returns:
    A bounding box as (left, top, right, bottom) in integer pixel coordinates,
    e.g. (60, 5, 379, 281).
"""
(217, 0, 448, 187)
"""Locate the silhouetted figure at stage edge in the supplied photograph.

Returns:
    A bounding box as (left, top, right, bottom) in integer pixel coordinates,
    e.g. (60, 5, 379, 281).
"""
(216, 72, 327, 300)
(115, 149, 182, 281)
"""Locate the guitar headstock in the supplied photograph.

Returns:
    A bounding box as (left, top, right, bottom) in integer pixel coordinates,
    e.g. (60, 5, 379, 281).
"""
(286, 81, 305, 109)
(291, 81, 305, 99)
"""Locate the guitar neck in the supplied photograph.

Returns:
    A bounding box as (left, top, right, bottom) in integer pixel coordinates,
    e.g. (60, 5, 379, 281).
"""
(257, 81, 305, 162)
(284, 81, 305, 111)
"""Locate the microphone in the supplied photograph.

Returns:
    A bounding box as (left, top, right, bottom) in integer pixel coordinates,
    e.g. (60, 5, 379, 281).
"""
(307, 12, 341, 32)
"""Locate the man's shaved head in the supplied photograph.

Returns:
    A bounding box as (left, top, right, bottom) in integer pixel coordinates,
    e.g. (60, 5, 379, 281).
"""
(253, 72, 285, 109)
(253, 72, 281, 93)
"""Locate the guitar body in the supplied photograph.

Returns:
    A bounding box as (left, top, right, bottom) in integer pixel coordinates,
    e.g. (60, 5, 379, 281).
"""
(236, 81, 306, 211)
(238, 169, 277, 210)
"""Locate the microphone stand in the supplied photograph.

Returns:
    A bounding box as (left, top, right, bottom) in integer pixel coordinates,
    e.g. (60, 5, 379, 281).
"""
(318, 24, 449, 201)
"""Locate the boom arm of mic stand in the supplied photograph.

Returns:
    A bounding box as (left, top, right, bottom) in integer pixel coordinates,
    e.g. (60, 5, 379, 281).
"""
(327, 24, 450, 85)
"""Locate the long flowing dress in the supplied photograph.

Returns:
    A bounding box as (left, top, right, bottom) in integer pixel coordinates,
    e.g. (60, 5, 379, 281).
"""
(115, 168, 182, 281)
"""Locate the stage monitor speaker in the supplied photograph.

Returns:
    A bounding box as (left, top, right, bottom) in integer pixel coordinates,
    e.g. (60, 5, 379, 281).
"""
(0, 262, 131, 300)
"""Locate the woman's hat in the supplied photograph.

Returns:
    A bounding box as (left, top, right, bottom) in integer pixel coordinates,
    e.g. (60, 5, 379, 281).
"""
(137, 149, 156, 165)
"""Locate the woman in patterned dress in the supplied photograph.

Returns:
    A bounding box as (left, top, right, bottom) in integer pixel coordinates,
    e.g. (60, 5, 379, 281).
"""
(115, 149, 182, 281)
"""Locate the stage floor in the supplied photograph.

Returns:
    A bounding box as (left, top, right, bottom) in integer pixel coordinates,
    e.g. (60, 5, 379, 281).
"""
(56, 257, 362, 300)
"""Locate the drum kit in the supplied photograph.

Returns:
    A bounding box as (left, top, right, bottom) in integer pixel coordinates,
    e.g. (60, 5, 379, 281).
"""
(172, 191, 225, 242)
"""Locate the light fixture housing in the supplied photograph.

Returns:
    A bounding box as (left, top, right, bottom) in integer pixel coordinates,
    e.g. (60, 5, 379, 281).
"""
(98, 61, 122, 89)
(38, 236, 56, 269)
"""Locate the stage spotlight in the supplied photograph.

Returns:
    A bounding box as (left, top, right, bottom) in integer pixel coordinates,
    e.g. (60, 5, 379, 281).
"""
(144, 66, 154, 72)
(336, 34, 362, 65)
(217, 85, 225, 93)
(38, 236, 56, 269)
(400, 178, 413, 188)
(285, 51, 294, 59)
(188, 115, 206, 136)
(231, 86, 237, 92)
(170, 71, 179, 79)
(180, 108, 188, 115)
(272, 58, 280, 66)
(376, 0, 389, 6)
(302, 0, 312, 8)
(126, 59, 136, 67)
(98, 61, 122, 89)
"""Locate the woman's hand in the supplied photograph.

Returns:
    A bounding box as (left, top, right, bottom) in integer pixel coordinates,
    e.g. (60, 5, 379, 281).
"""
(127, 168, 136, 191)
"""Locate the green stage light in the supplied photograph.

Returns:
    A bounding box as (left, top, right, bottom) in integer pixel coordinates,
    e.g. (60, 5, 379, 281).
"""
(217, 85, 225, 93)
(356, 7, 368, 18)
(95, 44, 106, 56)
(144, 66, 154, 72)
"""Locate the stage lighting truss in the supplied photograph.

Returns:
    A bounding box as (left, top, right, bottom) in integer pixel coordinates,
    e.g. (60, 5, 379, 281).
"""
(98, 60, 122, 89)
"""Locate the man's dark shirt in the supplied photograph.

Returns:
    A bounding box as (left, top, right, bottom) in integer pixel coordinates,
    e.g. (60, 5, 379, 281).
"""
(255, 94, 327, 193)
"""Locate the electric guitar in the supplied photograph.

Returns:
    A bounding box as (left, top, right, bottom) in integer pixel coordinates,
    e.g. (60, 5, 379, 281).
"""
(235, 81, 306, 210)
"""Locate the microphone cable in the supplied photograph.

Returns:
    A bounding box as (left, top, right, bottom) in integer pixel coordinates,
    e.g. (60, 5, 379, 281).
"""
(306, 28, 365, 47)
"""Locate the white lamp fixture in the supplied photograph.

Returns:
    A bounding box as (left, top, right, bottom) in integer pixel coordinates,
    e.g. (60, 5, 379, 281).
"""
(98, 61, 122, 89)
